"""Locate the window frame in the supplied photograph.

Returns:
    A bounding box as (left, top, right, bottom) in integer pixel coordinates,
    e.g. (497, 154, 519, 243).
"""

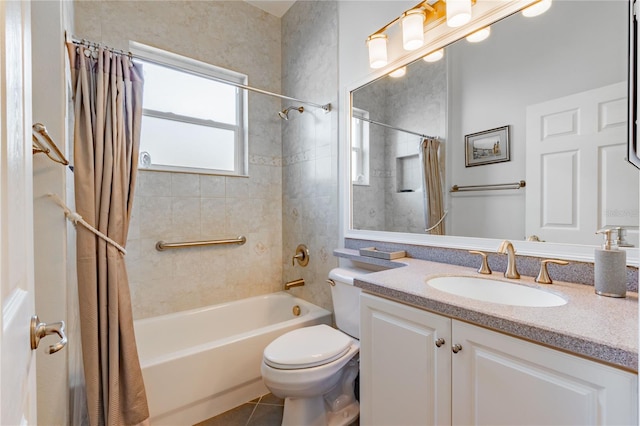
(351, 107, 370, 186)
(130, 41, 249, 176)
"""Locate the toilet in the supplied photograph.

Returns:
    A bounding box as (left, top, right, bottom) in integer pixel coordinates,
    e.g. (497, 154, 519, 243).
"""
(261, 267, 368, 426)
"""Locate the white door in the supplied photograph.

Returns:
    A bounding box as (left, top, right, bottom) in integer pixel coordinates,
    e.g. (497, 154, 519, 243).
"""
(1, 1, 37, 424)
(525, 82, 639, 246)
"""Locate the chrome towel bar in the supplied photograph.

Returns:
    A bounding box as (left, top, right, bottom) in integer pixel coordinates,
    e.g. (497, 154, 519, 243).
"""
(156, 236, 246, 251)
(450, 180, 526, 192)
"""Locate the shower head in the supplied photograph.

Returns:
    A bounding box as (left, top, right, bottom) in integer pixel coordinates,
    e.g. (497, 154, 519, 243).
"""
(278, 106, 304, 120)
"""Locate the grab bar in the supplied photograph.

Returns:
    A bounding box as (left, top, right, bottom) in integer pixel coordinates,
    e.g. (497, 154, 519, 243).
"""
(450, 180, 526, 193)
(156, 236, 246, 251)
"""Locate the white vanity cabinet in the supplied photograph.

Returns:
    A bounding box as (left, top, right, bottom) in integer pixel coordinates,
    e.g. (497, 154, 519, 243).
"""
(359, 293, 638, 426)
(359, 292, 452, 425)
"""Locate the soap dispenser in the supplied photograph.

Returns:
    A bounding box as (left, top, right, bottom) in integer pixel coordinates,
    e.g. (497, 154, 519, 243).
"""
(594, 228, 627, 298)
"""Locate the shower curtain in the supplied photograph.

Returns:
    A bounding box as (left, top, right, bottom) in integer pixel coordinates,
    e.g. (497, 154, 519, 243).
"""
(421, 138, 445, 235)
(66, 42, 149, 426)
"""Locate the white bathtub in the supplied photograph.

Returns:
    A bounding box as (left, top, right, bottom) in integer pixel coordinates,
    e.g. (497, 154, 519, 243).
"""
(134, 291, 332, 425)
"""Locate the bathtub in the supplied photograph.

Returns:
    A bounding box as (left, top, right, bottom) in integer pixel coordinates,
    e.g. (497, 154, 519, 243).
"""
(134, 291, 332, 425)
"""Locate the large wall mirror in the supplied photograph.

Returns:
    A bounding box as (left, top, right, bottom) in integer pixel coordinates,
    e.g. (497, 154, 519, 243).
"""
(348, 0, 640, 263)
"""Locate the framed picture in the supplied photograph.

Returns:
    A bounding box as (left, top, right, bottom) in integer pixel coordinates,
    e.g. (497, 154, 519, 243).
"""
(464, 125, 510, 167)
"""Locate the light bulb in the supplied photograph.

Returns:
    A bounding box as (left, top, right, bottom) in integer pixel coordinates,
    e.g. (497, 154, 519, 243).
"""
(446, 0, 472, 28)
(367, 34, 388, 69)
(402, 9, 426, 51)
(389, 67, 407, 78)
(522, 0, 552, 17)
(423, 49, 444, 63)
(466, 26, 491, 43)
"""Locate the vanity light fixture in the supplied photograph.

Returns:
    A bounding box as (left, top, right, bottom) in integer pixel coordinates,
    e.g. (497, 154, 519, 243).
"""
(365, 0, 487, 69)
(522, 0, 552, 17)
(389, 67, 407, 78)
(446, 0, 472, 27)
(367, 34, 388, 69)
(402, 9, 427, 51)
(423, 48, 444, 62)
(466, 26, 491, 43)
(366, 0, 449, 69)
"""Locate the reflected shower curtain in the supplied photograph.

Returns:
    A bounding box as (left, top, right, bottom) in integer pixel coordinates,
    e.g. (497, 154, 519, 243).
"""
(421, 138, 445, 235)
(66, 43, 149, 426)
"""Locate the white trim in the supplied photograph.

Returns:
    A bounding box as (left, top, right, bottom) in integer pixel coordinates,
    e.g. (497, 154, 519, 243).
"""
(138, 166, 249, 178)
(130, 42, 249, 176)
(129, 41, 246, 85)
(351, 107, 370, 186)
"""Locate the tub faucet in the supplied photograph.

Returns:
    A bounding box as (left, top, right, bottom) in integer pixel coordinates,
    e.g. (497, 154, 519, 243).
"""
(285, 278, 305, 290)
(497, 240, 520, 279)
(292, 244, 310, 267)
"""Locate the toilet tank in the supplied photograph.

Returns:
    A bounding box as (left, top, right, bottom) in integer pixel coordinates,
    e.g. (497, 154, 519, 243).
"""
(328, 267, 371, 339)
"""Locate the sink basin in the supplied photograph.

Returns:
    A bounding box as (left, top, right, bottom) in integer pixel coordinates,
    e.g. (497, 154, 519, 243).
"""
(427, 276, 567, 307)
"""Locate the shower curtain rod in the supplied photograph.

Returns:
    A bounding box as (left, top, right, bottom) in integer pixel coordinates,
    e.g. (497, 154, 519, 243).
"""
(357, 116, 436, 140)
(69, 36, 332, 113)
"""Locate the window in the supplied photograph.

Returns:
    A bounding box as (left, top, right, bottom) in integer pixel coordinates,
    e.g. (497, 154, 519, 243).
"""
(130, 42, 248, 176)
(351, 107, 370, 185)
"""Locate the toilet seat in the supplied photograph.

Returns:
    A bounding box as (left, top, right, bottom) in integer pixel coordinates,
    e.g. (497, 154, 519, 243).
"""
(263, 324, 353, 370)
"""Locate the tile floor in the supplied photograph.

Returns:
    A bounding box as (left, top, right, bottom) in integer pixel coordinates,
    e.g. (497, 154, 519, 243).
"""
(194, 394, 284, 426)
(194, 393, 360, 426)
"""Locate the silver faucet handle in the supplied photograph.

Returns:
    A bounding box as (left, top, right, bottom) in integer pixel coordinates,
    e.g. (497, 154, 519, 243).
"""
(535, 259, 569, 284)
(469, 250, 492, 275)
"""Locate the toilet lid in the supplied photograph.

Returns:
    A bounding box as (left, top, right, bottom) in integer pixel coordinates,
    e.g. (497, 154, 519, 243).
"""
(263, 324, 353, 370)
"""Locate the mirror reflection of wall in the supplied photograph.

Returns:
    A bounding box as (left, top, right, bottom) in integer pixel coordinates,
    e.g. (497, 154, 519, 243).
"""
(352, 58, 446, 233)
(351, 0, 638, 247)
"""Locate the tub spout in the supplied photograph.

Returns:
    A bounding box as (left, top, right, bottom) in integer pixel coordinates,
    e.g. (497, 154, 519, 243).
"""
(285, 278, 305, 290)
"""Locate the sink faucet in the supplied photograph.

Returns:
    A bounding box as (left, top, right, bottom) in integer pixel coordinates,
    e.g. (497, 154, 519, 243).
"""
(497, 240, 520, 279)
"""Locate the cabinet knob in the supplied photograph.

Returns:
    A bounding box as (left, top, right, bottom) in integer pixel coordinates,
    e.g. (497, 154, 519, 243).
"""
(435, 338, 445, 348)
(452, 343, 463, 354)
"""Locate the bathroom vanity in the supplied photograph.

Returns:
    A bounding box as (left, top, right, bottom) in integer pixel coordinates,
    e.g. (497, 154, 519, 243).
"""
(351, 257, 638, 425)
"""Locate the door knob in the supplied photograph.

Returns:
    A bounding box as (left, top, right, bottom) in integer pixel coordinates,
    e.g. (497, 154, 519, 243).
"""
(435, 338, 446, 347)
(452, 343, 463, 353)
(30, 315, 67, 354)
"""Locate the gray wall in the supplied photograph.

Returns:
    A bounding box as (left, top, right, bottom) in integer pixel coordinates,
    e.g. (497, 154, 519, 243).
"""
(281, 1, 339, 311)
(75, 1, 284, 319)
(74, 0, 340, 317)
(352, 83, 388, 231)
(352, 58, 447, 234)
(447, 0, 627, 239)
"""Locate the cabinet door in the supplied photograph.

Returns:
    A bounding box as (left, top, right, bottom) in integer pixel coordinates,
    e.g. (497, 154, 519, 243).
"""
(452, 320, 638, 426)
(360, 294, 451, 426)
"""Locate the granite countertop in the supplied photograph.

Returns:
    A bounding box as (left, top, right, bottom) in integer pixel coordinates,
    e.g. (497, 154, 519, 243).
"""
(348, 254, 638, 372)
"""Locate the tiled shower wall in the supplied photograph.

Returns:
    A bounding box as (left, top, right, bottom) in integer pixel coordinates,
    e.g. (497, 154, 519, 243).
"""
(281, 1, 339, 311)
(352, 59, 447, 234)
(75, 1, 285, 319)
(352, 83, 389, 232)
